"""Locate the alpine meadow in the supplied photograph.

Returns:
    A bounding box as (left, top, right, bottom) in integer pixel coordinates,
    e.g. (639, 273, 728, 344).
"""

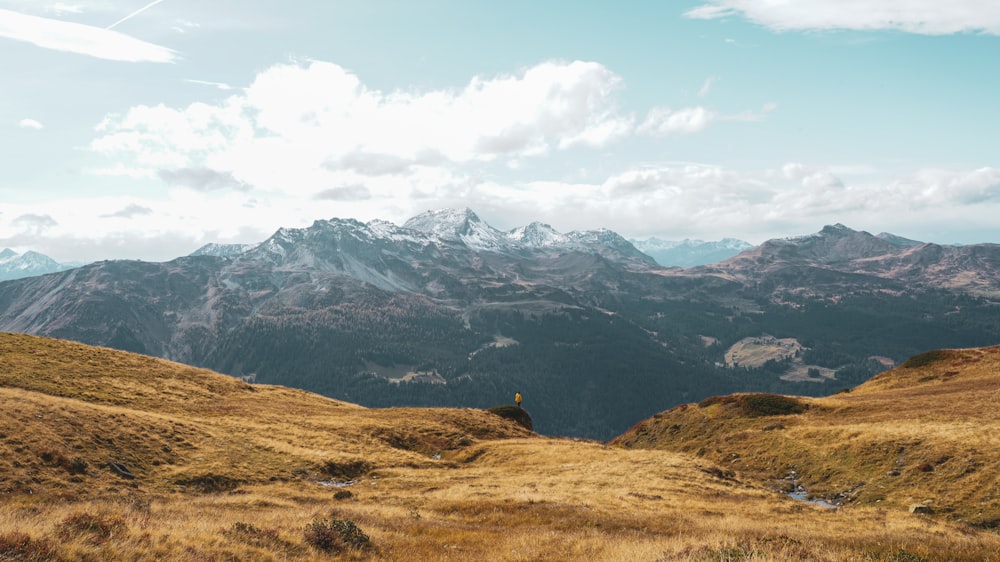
(2, 1, 1000, 560)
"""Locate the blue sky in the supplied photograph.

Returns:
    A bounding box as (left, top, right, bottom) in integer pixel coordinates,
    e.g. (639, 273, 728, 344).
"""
(1, 0, 999, 262)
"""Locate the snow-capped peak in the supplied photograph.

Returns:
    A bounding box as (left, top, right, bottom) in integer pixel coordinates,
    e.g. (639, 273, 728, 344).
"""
(402, 208, 510, 251)
(506, 222, 567, 247)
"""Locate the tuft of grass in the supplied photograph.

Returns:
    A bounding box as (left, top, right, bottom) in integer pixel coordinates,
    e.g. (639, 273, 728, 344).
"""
(56, 513, 127, 545)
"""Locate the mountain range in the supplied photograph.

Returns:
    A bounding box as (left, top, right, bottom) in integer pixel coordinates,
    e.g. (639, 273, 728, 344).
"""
(1, 209, 998, 438)
(630, 237, 753, 267)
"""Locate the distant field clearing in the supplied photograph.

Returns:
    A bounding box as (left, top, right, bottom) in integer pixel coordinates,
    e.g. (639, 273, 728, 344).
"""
(724, 335, 803, 368)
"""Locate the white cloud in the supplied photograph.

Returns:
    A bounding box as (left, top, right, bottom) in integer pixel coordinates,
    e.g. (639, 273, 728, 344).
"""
(0, 8, 177, 62)
(639, 106, 717, 135)
(50, 3, 83, 16)
(685, 1, 1000, 35)
(638, 102, 773, 136)
(185, 79, 232, 90)
(698, 76, 716, 98)
(92, 60, 638, 193)
(18, 118, 44, 129)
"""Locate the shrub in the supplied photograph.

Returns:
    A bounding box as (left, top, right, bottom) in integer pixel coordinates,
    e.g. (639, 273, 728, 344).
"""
(319, 460, 372, 480)
(487, 405, 533, 430)
(68, 457, 88, 475)
(174, 474, 242, 493)
(736, 394, 807, 417)
(303, 517, 370, 553)
(0, 532, 58, 561)
(57, 513, 127, 545)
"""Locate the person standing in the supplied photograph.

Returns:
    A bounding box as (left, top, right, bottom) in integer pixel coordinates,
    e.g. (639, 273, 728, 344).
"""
(515, 392, 522, 408)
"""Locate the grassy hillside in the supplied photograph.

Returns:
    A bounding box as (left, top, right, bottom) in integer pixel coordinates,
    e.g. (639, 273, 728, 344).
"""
(613, 345, 1000, 528)
(1, 333, 998, 561)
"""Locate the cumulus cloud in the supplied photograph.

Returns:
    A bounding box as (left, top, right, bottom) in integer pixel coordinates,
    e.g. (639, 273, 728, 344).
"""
(11, 213, 58, 234)
(91, 60, 641, 191)
(18, 118, 44, 129)
(684, 1, 1000, 35)
(0, 8, 177, 62)
(101, 203, 154, 219)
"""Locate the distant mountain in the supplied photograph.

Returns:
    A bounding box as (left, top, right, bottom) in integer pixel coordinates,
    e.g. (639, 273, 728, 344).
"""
(631, 237, 753, 267)
(701, 224, 1000, 297)
(190, 242, 260, 257)
(2, 214, 1000, 439)
(0, 248, 80, 281)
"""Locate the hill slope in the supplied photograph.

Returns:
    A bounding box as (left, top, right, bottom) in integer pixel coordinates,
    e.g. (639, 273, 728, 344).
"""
(1, 334, 998, 561)
(612, 345, 1000, 527)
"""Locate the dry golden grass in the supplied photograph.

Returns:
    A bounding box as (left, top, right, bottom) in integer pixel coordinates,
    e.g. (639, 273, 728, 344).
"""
(2, 333, 999, 561)
(615, 345, 1000, 530)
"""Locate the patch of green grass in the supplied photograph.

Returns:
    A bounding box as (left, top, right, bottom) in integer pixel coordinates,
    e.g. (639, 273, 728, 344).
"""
(901, 350, 951, 369)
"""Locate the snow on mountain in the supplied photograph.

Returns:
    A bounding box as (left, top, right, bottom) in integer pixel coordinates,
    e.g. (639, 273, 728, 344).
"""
(402, 208, 511, 251)
(506, 222, 567, 247)
(876, 232, 924, 248)
(190, 243, 260, 258)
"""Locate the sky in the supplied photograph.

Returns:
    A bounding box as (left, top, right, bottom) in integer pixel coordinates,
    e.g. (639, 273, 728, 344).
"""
(1, 0, 999, 263)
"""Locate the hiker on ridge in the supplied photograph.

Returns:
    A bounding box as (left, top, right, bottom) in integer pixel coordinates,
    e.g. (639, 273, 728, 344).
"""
(515, 391, 522, 408)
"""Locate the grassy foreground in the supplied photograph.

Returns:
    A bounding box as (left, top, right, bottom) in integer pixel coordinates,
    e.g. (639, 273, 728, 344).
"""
(1, 333, 998, 561)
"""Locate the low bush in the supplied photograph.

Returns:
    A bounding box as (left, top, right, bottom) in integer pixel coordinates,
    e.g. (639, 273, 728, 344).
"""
(173, 474, 242, 493)
(303, 516, 370, 553)
(487, 405, 533, 430)
(0, 531, 58, 561)
(736, 394, 807, 417)
(698, 394, 806, 417)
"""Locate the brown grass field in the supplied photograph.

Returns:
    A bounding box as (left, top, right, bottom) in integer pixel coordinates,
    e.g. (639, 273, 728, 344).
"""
(1, 332, 998, 561)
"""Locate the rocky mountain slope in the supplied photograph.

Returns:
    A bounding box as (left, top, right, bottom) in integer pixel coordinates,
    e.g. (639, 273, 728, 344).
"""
(700, 224, 1000, 297)
(1, 211, 999, 439)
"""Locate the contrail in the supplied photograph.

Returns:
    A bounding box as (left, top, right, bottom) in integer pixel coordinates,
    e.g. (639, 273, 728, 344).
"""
(106, 0, 167, 30)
